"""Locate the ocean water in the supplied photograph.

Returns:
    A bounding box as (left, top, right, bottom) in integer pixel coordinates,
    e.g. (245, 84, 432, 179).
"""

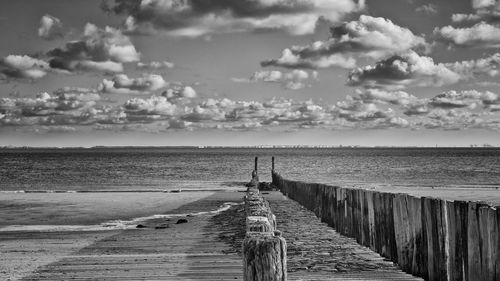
(1, 147, 500, 191)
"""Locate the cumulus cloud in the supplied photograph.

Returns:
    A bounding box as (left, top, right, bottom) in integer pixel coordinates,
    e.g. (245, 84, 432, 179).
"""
(446, 53, 500, 79)
(422, 109, 484, 130)
(429, 90, 499, 109)
(335, 100, 395, 122)
(261, 15, 427, 69)
(347, 51, 462, 89)
(451, 0, 500, 23)
(38, 14, 64, 40)
(162, 85, 197, 102)
(102, 0, 365, 37)
(35, 126, 77, 134)
(416, 4, 438, 14)
(251, 70, 283, 82)
(47, 23, 140, 73)
(3, 88, 500, 132)
(353, 89, 418, 105)
(124, 95, 178, 119)
(0, 90, 116, 127)
(137, 60, 174, 70)
(451, 13, 482, 23)
(0, 55, 51, 80)
(98, 74, 168, 94)
(434, 22, 500, 48)
(249, 69, 316, 90)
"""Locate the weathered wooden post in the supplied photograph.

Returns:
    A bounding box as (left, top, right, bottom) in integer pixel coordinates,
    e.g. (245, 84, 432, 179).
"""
(272, 156, 275, 171)
(243, 232, 287, 281)
(255, 157, 258, 173)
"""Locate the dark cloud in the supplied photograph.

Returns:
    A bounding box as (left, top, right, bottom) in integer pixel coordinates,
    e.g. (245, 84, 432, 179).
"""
(102, 0, 365, 37)
(47, 23, 140, 73)
(347, 51, 461, 89)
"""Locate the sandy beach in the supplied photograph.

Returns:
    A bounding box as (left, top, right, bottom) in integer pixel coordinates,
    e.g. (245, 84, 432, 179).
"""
(0, 191, 238, 280)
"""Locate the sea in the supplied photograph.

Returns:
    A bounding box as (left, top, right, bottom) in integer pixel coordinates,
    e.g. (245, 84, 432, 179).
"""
(1, 147, 500, 192)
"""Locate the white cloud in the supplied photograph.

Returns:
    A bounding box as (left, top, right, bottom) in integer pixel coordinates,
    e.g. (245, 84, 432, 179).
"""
(0, 55, 51, 80)
(435, 22, 500, 48)
(98, 74, 168, 94)
(182, 86, 197, 98)
(416, 4, 438, 14)
(451, 13, 482, 23)
(446, 53, 500, 79)
(429, 90, 499, 109)
(249, 69, 316, 90)
(261, 15, 427, 69)
(38, 14, 64, 40)
(162, 85, 198, 102)
(3, 88, 500, 132)
(103, 0, 365, 37)
(0, 91, 107, 126)
(335, 100, 395, 122)
(124, 95, 177, 117)
(251, 70, 283, 82)
(137, 60, 174, 70)
(354, 89, 418, 105)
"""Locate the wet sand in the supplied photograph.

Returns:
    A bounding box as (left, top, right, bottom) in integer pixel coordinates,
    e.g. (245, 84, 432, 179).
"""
(0, 191, 244, 280)
(0, 192, 218, 227)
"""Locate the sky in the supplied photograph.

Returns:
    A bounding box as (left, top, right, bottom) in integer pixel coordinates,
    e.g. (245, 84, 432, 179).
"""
(1, 0, 500, 147)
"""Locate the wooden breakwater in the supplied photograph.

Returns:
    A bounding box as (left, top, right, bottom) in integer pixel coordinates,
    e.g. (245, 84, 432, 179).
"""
(272, 171, 499, 281)
(243, 171, 287, 281)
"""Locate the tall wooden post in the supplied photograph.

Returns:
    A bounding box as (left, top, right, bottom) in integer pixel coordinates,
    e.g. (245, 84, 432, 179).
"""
(272, 156, 275, 171)
(243, 232, 287, 281)
(254, 157, 258, 173)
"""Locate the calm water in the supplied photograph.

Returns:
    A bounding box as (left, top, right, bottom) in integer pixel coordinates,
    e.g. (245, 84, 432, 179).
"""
(1, 147, 500, 191)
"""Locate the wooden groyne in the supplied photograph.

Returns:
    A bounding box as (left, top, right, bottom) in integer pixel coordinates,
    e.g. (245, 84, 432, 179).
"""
(272, 171, 499, 281)
(243, 169, 287, 281)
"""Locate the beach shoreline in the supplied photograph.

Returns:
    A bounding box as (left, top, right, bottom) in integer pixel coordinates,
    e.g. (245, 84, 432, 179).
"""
(0, 190, 244, 280)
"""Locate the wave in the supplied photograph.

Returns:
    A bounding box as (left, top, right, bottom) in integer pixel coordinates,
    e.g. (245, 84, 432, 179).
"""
(0, 188, 244, 193)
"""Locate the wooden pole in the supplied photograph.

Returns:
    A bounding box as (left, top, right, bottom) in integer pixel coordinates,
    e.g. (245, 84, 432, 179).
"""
(272, 156, 275, 171)
(255, 157, 258, 172)
(243, 232, 287, 281)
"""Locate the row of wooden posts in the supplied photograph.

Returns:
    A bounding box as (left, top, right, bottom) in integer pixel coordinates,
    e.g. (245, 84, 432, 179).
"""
(252, 156, 275, 172)
(272, 171, 499, 281)
(242, 162, 286, 281)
